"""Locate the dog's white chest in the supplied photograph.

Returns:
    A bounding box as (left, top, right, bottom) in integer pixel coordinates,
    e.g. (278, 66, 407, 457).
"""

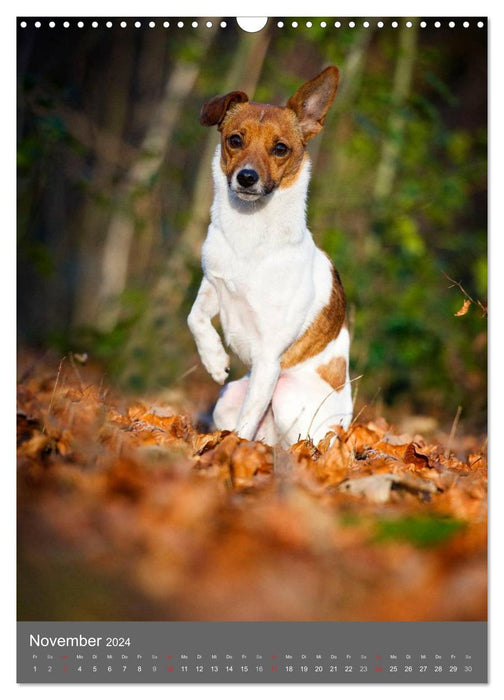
(204, 236, 309, 365)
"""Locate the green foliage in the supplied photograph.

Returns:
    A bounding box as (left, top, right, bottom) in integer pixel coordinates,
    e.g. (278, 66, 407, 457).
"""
(373, 516, 466, 548)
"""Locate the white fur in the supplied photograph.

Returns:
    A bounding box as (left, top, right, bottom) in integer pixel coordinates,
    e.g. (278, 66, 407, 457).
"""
(188, 145, 353, 446)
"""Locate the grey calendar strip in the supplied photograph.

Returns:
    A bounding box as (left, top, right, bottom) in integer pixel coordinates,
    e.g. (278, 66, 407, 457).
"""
(18, 621, 487, 683)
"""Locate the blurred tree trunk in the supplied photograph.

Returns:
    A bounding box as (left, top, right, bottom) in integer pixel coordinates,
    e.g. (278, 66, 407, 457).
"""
(373, 22, 418, 202)
(310, 28, 373, 175)
(118, 26, 272, 388)
(71, 31, 137, 328)
(95, 26, 218, 331)
(310, 27, 374, 234)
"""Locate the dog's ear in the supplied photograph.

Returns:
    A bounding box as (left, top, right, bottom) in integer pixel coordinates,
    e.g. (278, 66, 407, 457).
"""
(286, 66, 339, 141)
(200, 91, 249, 128)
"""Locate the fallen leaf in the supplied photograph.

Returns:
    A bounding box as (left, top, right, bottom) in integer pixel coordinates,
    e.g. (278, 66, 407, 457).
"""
(404, 442, 431, 468)
(455, 299, 471, 316)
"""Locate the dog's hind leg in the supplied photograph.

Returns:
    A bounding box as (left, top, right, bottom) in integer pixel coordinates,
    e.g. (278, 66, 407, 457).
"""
(213, 376, 279, 444)
(213, 377, 249, 431)
(272, 370, 352, 447)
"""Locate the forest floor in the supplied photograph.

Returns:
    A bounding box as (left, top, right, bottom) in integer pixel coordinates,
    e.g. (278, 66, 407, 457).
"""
(17, 351, 487, 621)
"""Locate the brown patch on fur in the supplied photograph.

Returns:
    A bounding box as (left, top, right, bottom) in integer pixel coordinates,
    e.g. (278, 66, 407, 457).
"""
(219, 103, 307, 191)
(200, 91, 249, 127)
(316, 356, 347, 392)
(281, 264, 346, 369)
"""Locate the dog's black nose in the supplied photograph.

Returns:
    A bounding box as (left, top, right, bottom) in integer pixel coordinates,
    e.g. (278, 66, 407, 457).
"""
(237, 169, 259, 188)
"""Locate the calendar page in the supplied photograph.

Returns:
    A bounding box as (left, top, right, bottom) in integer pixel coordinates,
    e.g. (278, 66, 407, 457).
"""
(16, 15, 487, 684)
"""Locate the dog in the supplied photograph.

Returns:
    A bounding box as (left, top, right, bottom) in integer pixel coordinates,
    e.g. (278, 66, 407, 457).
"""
(188, 66, 352, 447)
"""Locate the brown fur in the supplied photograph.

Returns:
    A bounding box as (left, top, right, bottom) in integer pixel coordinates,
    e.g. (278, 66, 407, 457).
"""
(286, 66, 339, 141)
(199, 66, 339, 193)
(280, 265, 346, 369)
(316, 356, 347, 392)
(219, 103, 307, 190)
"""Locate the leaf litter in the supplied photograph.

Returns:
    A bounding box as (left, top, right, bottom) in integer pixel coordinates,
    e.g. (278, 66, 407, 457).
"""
(17, 354, 487, 621)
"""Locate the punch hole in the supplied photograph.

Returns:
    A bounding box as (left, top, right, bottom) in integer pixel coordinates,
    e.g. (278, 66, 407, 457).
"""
(236, 17, 268, 32)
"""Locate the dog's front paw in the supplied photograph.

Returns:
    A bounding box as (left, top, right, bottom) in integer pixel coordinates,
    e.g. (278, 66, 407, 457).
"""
(202, 349, 231, 385)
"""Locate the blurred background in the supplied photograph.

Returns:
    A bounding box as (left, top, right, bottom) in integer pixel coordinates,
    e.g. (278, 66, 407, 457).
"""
(17, 17, 487, 431)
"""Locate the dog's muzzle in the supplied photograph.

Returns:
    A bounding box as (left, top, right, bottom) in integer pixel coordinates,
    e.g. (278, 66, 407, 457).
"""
(231, 168, 274, 201)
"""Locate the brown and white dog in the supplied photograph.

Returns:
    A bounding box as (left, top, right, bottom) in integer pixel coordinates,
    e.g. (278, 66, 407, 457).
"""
(188, 66, 352, 447)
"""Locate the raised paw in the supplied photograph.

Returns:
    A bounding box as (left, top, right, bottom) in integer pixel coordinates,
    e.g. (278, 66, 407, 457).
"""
(203, 349, 231, 385)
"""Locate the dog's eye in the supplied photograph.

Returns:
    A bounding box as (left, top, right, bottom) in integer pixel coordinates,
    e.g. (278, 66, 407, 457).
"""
(272, 142, 289, 157)
(228, 134, 243, 149)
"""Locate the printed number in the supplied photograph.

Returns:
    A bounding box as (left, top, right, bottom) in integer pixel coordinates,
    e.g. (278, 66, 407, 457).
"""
(107, 666, 112, 672)
(152, 666, 157, 672)
(241, 666, 248, 672)
(464, 666, 472, 672)
(389, 665, 398, 672)
(285, 665, 293, 672)
(47, 666, 52, 672)
(360, 665, 368, 673)
(404, 665, 413, 672)
(77, 666, 82, 672)
(211, 666, 219, 672)
(196, 666, 203, 672)
(315, 666, 323, 672)
(450, 666, 457, 672)
(256, 665, 263, 672)
(419, 665, 427, 672)
(137, 665, 142, 672)
(330, 665, 338, 672)
(435, 665, 443, 672)
(123, 666, 127, 672)
(300, 665, 308, 672)
(92, 666, 97, 673)
(33, 666, 37, 673)
(106, 637, 131, 647)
